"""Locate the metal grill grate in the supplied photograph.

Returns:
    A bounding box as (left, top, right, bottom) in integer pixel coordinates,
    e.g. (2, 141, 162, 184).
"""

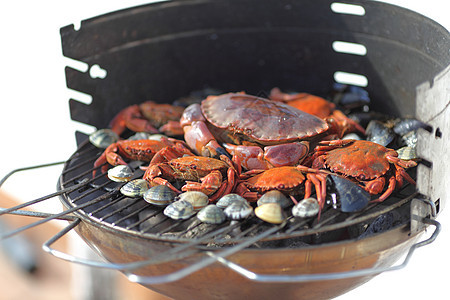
(54, 137, 416, 248)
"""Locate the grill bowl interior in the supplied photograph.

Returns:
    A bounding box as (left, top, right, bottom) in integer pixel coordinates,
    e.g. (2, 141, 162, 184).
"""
(59, 0, 449, 299)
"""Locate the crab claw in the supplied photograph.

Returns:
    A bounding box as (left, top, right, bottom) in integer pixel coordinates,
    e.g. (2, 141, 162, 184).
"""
(223, 142, 309, 170)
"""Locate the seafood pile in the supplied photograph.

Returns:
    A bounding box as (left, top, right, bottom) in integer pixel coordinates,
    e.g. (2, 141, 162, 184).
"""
(89, 84, 425, 225)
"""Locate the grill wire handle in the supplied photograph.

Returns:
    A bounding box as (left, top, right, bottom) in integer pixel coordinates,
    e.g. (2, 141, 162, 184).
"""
(41, 209, 440, 285)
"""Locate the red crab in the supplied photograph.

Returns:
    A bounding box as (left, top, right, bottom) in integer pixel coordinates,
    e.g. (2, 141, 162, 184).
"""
(236, 165, 329, 215)
(311, 139, 417, 202)
(109, 101, 185, 136)
(270, 87, 365, 138)
(93, 137, 191, 176)
(180, 92, 329, 170)
(143, 146, 238, 202)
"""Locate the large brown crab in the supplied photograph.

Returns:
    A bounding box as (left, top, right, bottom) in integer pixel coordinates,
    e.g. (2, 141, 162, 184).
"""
(143, 146, 238, 202)
(311, 139, 417, 202)
(270, 87, 365, 138)
(180, 92, 329, 170)
(109, 101, 185, 136)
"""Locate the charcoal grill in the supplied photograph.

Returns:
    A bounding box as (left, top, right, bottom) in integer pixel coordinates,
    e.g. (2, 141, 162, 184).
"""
(1, 1, 449, 299)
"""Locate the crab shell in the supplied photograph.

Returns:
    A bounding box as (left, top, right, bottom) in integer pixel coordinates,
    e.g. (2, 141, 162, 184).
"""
(201, 93, 329, 145)
(242, 166, 309, 194)
(160, 156, 231, 181)
(315, 140, 397, 180)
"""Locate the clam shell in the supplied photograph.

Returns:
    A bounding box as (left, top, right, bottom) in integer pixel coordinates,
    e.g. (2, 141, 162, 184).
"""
(292, 198, 320, 218)
(120, 179, 150, 197)
(216, 193, 246, 209)
(127, 132, 152, 140)
(397, 146, 417, 161)
(143, 185, 177, 206)
(176, 191, 209, 211)
(197, 204, 226, 224)
(89, 129, 119, 148)
(257, 190, 291, 209)
(164, 200, 195, 220)
(223, 201, 253, 220)
(107, 165, 134, 182)
(255, 203, 286, 224)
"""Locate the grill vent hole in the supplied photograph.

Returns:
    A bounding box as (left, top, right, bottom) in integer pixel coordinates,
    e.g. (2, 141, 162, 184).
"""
(435, 127, 442, 138)
(90, 64, 108, 79)
(330, 2, 365, 16)
(334, 71, 368, 87)
(332, 41, 367, 56)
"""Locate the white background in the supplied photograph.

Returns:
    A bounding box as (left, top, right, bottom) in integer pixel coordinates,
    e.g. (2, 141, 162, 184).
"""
(0, 1, 448, 299)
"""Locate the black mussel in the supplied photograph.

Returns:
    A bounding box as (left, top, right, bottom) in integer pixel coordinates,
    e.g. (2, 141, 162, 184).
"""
(348, 111, 391, 129)
(331, 83, 371, 110)
(327, 175, 371, 212)
(366, 120, 396, 147)
(393, 118, 431, 136)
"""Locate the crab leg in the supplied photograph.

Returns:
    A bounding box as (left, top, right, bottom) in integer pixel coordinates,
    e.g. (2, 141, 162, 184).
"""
(371, 176, 397, 203)
(110, 105, 160, 135)
(182, 170, 223, 195)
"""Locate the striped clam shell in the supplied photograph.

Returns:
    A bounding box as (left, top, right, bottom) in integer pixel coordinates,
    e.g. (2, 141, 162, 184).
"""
(164, 200, 196, 220)
(143, 185, 177, 206)
(120, 179, 150, 197)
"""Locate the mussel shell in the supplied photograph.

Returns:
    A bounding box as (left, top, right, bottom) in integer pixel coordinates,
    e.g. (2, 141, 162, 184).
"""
(197, 204, 226, 224)
(332, 83, 370, 109)
(393, 118, 431, 136)
(292, 198, 320, 218)
(216, 193, 246, 209)
(89, 129, 119, 148)
(163, 200, 196, 220)
(327, 175, 371, 212)
(107, 165, 134, 182)
(396, 146, 417, 161)
(255, 203, 286, 224)
(176, 191, 209, 211)
(400, 130, 418, 148)
(143, 185, 177, 206)
(223, 201, 253, 220)
(366, 120, 395, 147)
(257, 190, 291, 209)
(120, 179, 150, 197)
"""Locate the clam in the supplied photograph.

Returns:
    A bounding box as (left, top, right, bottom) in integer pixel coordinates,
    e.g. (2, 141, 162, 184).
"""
(107, 165, 133, 182)
(397, 146, 417, 161)
(216, 193, 246, 209)
(163, 200, 196, 220)
(175, 191, 209, 211)
(257, 190, 291, 209)
(255, 203, 286, 224)
(127, 132, 152, 140)
(120, 179, 150, 197)
(292, 197, 320, 218)
(143, 185, 177, 206)
(89, 129, 119, 148)
(197, 204, 226, 224)
(223, 200, 253, 220)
